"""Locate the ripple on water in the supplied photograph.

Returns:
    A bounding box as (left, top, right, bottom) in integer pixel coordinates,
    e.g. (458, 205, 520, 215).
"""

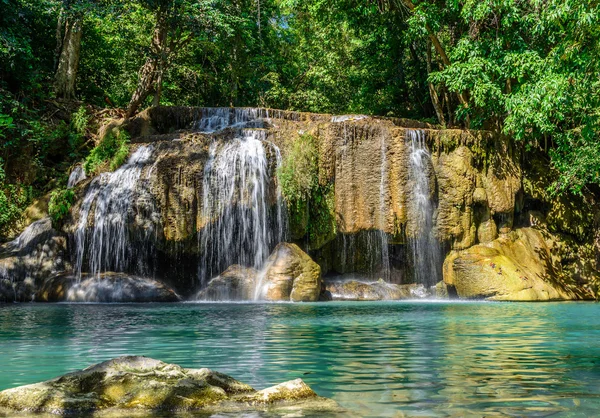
(0, 301, 599, 417)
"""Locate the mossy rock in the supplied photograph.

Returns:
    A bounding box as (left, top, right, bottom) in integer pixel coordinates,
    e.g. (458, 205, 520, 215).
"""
(0, 356, 341, 415)
(443, 228, 592, 301)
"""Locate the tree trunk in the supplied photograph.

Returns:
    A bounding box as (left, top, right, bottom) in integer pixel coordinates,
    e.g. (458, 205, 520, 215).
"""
(426, 40, 446, 126)
(126, 58, 158, 118)
(126, 10, 168, 118)
(54, 9, 65, 72)
(400, 0, 470, 126)
(54, 16, 82, 100)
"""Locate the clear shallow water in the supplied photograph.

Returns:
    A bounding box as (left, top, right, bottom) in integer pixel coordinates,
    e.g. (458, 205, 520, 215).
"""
(0, 301, 599, 417)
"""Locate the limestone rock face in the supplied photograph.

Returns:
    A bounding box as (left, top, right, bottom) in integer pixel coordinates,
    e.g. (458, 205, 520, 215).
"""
(434, 145, 477, 249)
(6, 107, 594, 301)
(197, 265, 258, 301)
(261, 243, 322, 302)
(443, 228, 587, 301)
(37, 273, 180, 302)
(0, 218, 69, 302)
(0, 356, 340, 415)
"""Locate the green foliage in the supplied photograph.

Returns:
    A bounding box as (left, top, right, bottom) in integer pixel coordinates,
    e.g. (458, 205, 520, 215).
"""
(278, 134, 319, 202)
(71, 106, 89, 135)
(1, 0, 600, 208)
(0, 158, 33, 234)
(84, 130, 130, 175)
(48, 188, 76, 224)
(0, 114, 15, 138)
(278, 134, 336, 248)
(415, 0, 600, 194)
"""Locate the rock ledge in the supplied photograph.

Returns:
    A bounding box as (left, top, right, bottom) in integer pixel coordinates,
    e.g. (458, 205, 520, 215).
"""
(0, 356, 340, 415)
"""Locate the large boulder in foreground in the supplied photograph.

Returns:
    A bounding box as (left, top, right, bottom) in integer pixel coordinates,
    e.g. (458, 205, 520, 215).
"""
(0, 356, 340, 415)
(197, 265, 258, 301)
(36, 272, 180, 302)
(259, 243, 322, 302)
(443, 227, 588, 301)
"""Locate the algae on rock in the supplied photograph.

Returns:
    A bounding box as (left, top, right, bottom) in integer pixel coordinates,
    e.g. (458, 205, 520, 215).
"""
(0, 356, 341, 415)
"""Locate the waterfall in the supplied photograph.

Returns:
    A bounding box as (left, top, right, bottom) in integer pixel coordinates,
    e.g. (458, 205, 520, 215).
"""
(195, 107, 281, 132)
(74, 145, 155, 278)
(378, 135, 390, 281)
(331, 114, 367, 123)
(198, 128, 286, 286)
(67, 166, 86, 188)
(335, 121, 391, 280)
(407, 129, 440, 287)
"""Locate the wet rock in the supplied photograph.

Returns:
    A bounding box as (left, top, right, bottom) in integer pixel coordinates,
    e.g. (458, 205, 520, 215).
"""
(325, 278, 430, 301)
(37, 272, 180, 303)
(0, 218, 69, 302)
(197, 265, 258, 301)
(443, 228, 589, 301)
(0, 356, 340, 415)
(260, 243, 322, 302)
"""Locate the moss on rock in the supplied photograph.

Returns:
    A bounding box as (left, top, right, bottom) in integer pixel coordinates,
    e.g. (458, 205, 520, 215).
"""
(0, 356, 341, 415)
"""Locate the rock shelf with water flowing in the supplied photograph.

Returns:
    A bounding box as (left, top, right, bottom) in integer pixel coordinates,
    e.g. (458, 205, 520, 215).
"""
(1, 106, 597, 303)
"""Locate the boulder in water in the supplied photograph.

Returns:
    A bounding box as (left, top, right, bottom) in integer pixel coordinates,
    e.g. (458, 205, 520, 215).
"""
(37, 272, 180, 302)
(325, 279, 430, 301)
(443, 228, 590, 301)
(0, 217, 69, 302)
(197, 265, 258, 301)
(0, 356, 340, 415)
(260, 243, 322, 302)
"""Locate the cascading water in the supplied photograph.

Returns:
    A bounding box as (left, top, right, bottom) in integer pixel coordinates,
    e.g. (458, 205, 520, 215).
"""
(377, 135, 391, 281)
(74, 145, 156, 279)
(196, 107, 283, 132)
(67, 166, 86, 188)
(336, 121, 391, 281)
(406, 129, 440, 287)
(198, 127, 287, 287)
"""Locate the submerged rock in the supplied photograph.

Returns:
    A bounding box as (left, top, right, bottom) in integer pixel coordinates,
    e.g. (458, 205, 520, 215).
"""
(325, 279, 432, 301)
(197, 265, 258, 301)
(443, 228, 590, 301)
(0, 356, 340, 415)
(37, 273, 180, 303)
(259, 243, 322, 302)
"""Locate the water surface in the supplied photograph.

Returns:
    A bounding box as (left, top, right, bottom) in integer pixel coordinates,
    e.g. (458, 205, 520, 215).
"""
(1, 301, 599, 417)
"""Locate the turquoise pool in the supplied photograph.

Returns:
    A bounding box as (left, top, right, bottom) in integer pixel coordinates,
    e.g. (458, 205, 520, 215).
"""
(1, 301, 599, 417)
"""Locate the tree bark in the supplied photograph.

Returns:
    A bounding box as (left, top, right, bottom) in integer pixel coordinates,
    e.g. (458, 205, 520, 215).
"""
(54, 16, 82, 100)
(400, 0, 470, 120)
(426, 40, 446, 126)
(126, 58, 158, 118)
(126, 9, 168, 118)
(54, 9, 65, 72)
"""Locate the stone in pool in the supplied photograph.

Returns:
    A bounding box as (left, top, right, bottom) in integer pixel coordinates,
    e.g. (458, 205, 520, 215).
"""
(36, 272, 180, 303)
(0, 356, 341, 415)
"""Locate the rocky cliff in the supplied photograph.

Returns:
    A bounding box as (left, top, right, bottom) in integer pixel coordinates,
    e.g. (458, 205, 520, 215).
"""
(1, 106, 598, 302)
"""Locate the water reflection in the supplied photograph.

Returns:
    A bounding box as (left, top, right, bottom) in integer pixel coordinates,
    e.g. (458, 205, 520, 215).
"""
(0, 302, 599, 417)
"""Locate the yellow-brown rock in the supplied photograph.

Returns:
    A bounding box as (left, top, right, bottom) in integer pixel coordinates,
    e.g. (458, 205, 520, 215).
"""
(261, 243, 322, 302)
(443, 228, 587, 301)
(0, 356, 340, 415)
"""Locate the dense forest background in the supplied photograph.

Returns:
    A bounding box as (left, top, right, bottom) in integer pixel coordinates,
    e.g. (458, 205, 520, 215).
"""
(0, 0, 599, 235)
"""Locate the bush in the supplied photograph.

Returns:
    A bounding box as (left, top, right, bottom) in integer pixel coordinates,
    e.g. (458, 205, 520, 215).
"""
(278, 134, 319, 203)
(48, 188, 76, 224)
(84, 129, 130, 175)
(0, 159, 33, 235)
(277, 134, 336, 248)
(71, 106, 89, 135)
